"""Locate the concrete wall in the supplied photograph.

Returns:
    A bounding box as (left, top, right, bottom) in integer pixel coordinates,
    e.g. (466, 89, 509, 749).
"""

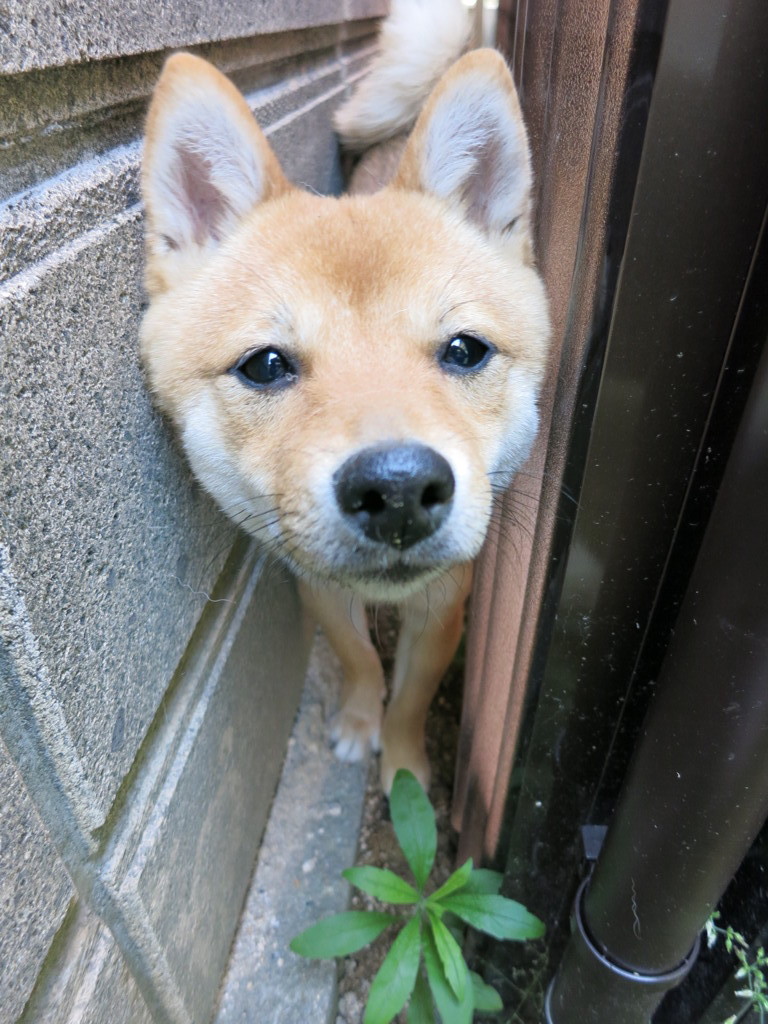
(0, 4, 385, 1022)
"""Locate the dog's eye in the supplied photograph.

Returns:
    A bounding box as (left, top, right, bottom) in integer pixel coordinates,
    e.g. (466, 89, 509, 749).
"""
(440, 334, 493, 373)
(232, 347, 296, 388)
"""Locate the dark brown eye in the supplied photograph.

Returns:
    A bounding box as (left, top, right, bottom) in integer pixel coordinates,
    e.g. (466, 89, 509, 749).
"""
(440, 334, 493, 373)
(232, 347, 296, 388)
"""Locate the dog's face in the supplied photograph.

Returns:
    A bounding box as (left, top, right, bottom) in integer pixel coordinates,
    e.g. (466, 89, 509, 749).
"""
(141, 53, 549, 601)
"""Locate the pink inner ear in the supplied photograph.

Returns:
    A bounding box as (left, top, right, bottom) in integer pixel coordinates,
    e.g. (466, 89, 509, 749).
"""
(175, 143, 232, 246)
(460, 126, 504, 229)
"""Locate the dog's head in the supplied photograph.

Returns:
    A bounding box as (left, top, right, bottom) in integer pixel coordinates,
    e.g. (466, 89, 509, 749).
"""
(140, 51, 549, 600)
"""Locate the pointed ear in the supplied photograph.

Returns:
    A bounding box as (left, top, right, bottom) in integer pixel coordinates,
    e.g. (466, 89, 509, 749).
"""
(393, 49, 534, 250)
(142, 53, 291, 291)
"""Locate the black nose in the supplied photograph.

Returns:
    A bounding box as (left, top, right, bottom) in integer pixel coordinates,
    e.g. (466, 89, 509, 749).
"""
(333, 443, 455, 550)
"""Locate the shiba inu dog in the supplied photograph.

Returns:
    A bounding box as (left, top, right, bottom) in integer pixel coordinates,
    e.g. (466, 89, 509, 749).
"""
(140, 0, 550, 793)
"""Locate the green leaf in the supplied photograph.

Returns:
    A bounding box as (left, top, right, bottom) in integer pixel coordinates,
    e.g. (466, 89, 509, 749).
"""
(462, 869, 504, 895)
(408, 970, 436, 1024)
(470, 971, 503, 1013)
(344, 866, 420, 905)
(422, 926, 473, 1024)
(390, 770, 437, 890)
(290, 911, 395, 959)
(428, 911, 466, 1002)
(428, 858, 473, 904)
(438, 893, 545, 941)
(364, 916, 422, 1024)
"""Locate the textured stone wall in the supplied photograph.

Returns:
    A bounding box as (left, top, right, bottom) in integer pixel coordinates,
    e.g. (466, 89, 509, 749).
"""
(0, 4, 385, 1021)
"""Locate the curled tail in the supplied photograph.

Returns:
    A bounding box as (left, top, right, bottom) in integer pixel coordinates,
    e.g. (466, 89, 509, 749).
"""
(334, 0, 472, 152)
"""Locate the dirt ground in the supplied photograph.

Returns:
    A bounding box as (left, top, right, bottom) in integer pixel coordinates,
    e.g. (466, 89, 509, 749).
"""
(330, 612, 549, 1024)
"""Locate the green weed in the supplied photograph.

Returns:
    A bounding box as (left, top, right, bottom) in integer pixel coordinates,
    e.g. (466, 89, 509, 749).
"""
(290, 769, 544, 1023)
(706, 912, 768, 1024)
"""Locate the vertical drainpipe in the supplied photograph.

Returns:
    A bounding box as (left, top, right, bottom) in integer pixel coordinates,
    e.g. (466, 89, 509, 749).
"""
(546, 333, 768, 1022)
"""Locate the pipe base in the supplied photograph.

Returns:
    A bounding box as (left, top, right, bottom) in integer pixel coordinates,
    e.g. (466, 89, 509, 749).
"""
(545, 880, 700, 1024)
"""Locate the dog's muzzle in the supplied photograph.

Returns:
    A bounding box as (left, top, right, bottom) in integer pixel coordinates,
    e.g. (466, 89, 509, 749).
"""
(333, 442, 455, 550)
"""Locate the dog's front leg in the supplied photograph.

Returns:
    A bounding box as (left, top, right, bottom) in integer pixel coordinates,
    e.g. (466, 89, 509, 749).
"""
(381, 563, 474, 793)
(298, 579, 385, 763)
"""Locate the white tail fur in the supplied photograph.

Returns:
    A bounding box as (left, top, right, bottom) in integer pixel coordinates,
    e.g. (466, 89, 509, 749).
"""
(334, 0, 472, 151)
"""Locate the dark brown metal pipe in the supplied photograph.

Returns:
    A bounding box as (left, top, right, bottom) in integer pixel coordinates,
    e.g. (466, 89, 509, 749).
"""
(548, 317, 768, 1016)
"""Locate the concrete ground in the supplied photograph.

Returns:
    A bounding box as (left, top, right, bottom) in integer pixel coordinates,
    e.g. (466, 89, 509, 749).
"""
(213, 633, 368, 1024)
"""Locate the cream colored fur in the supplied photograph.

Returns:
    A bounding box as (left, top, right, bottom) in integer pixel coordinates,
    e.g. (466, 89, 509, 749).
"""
(140, 6, 549, 792)
(335, 0, 472, 151)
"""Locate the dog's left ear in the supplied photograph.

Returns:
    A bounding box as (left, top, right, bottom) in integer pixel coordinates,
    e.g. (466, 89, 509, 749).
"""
(393, 49, 534, 252)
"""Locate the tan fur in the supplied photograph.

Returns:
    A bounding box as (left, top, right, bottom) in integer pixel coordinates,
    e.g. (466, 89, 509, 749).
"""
(347, 135, 408, 195)
(140, 35, 549, 792)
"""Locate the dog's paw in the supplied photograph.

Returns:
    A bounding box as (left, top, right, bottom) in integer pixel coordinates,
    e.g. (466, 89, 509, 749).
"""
(330, 707, 382, 763)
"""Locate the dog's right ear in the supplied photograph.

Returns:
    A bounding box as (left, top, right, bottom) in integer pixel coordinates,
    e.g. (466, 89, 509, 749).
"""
(142, 53, 291, 293)
(393, 49, 535, 261)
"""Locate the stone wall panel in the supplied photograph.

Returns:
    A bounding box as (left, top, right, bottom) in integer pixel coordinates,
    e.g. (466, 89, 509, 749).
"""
(0, 737, 73, 1023)
(0, 7, 381, 1020)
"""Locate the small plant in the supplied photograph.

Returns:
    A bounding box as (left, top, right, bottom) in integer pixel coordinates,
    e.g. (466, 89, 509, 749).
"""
(706, 912, 768, 1024)
(290, 769, 544, 1023)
